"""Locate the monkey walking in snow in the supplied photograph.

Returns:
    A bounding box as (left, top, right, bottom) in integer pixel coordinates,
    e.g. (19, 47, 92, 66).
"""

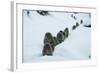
(72, 25, 77, 30)
(57, 31, 65, 44)
(72, 22, 80, 30)
(80, 19, 83, 24)
(42, 22, 80, 56)
(42, 42, 53, 56)
(43, 32, 55, 52)
(64, 27, 69, 38)
(53, 36, 59, 46)
(76, 22, 79, 27)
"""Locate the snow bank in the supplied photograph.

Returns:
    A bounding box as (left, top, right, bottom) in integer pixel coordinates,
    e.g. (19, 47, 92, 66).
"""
(23, 10, 91, 62)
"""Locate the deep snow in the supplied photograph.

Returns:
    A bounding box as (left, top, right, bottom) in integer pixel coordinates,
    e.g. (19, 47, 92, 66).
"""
(22, 10, 91, 63)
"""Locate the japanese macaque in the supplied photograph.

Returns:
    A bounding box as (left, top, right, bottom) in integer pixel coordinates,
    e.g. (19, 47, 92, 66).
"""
(80, 19, 83, 24)
(53, 36, 59, 46)
(71, 14, 76, 20)
(37, 10, 49, 16)
(43, 32, 55, 52)
(57, 31, 65, 43)
(72, 25, 77, 30)
(73, 16, 77, 20)
(76, 22, 79, 27)
(72, 22, 79, 30)
(64, 27, 69, 38)
(42, 43, 53, 56)
(44, 32, 53, 44)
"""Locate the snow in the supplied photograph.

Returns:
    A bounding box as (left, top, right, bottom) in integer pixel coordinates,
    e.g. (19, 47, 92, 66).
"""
(23, 10, 91, 63)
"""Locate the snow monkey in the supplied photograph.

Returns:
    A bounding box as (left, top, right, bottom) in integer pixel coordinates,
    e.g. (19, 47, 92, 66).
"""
(76, 22, 79, 27)
(72, 25, 77, 30)
(53, 36, 59, 46)
(80, 19, 83, 24)
(73, 16, 77, 20)
(42, 43, 53, 56)
(44, 32, 53, 44)
(71, 14, 76, 20)
(57, 31, 65, 44)
(37, 10, 49, 16)
(64, 27, 69, 38)
(72, 22, 79, 30)
(43, 32, 55, 52)
(51, 36, 60, 51)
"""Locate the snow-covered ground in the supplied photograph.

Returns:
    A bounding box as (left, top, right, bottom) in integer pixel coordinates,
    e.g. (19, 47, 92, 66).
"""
(23, 10, 91, 63)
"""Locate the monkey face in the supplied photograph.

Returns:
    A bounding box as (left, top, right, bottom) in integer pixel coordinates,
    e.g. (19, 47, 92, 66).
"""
(44, 32, 55, 45)
(45, 32, 53, 39)
(42, 43, 53, 56)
